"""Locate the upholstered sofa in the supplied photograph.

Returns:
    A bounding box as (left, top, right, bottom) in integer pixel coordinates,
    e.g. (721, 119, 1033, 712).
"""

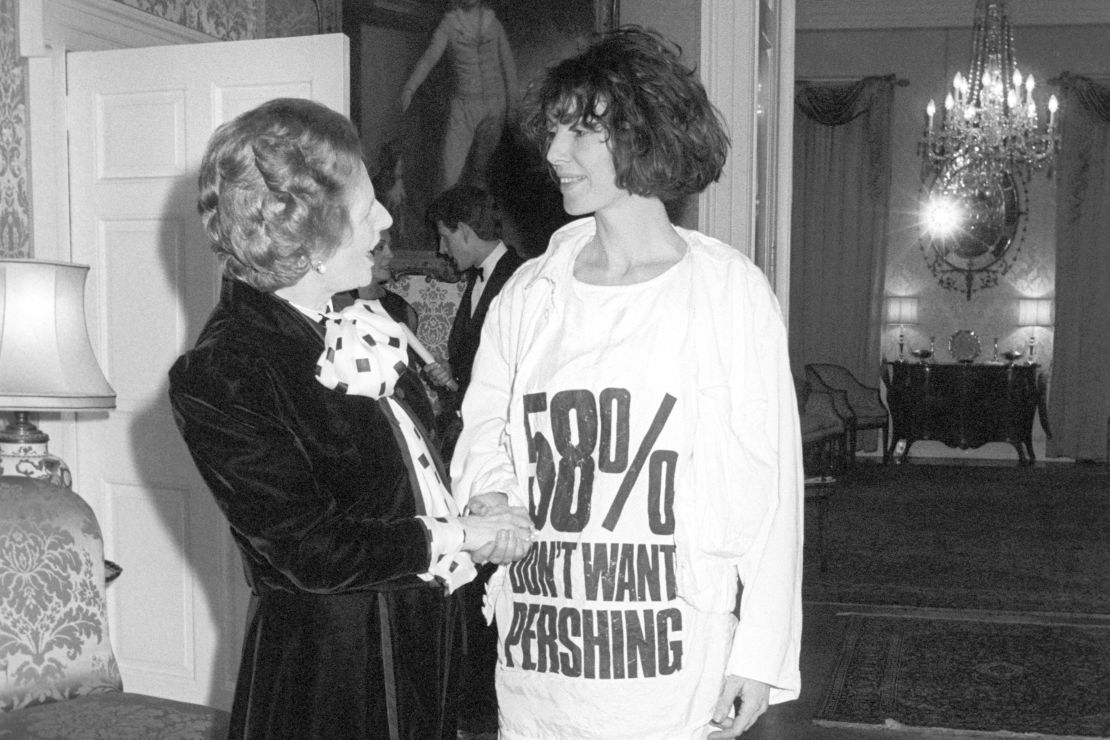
(392, 271, 466, 363)
(0, 476, 229, 738)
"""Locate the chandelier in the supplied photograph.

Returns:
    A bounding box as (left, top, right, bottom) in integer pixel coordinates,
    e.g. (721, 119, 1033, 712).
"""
(919, 0, 1059, 182)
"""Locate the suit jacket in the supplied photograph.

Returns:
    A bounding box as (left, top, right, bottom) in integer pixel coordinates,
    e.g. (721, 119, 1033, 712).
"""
(446, 247, 523, 400)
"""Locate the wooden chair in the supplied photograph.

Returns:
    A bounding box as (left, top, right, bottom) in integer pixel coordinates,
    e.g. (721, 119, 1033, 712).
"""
(805, 478, 835, 573)
(794, 376, 848, 478)
(805, 363, 890, 464)
(0, 476, 229, 738)
(794, 377, 844, 572)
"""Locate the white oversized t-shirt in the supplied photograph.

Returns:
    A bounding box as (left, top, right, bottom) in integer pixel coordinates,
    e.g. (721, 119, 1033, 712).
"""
(492, 254, 735, 740)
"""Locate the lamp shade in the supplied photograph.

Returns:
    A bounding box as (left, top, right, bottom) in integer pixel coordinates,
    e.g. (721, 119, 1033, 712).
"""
(885, 296, 919, 325)
(0, 260, 115, 409)
(1017, 298, 1053, 327)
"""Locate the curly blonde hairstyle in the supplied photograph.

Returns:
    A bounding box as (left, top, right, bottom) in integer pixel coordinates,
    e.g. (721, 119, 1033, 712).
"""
(197, 98, 363, 292)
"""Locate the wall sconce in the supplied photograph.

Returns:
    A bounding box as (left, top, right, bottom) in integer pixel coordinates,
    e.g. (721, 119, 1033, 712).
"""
(1017, 297, 1054, 364)
(0, 260, 116, 487)
(885, 296, 919, 361)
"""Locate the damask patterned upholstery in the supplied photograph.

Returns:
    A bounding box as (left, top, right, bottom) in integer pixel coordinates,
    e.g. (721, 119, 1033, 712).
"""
(0, 476, 228, 738)
(393, 272, 466, 362)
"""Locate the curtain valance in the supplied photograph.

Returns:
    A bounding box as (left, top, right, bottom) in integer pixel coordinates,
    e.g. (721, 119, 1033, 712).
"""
(795, 75, 899, 127)
(1055, 72, 1110, 124)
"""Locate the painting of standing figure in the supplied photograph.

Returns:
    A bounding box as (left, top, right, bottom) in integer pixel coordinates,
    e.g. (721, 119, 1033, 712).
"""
(347, 0, 618, 268)
(401, 0, 519, 193)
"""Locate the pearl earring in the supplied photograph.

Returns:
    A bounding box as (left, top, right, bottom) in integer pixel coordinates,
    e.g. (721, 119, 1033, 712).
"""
(313, 261, 327, 274)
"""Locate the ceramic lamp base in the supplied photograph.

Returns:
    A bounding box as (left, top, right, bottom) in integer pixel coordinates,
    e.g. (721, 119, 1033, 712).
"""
(0, 414, 71, 488)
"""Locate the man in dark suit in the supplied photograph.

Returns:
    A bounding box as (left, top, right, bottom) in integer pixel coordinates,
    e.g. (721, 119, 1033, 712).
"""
(424, 185, 522, 740)
(425, 185, 523, 460)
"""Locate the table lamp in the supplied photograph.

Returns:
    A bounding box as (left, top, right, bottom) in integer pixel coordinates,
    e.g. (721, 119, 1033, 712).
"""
(1017, 298, 1053, 364)
(0, 260, 116, 487)
(885, 296, 919, 361)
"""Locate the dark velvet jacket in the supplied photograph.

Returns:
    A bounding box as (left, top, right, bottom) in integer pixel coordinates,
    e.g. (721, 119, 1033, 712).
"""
(169, 278, 460, 740)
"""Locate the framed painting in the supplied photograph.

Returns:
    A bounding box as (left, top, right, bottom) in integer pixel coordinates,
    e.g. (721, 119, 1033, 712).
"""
(345, 0, 621, 279)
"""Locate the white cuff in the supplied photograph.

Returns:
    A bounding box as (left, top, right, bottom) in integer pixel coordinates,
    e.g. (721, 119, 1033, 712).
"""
(418, 516, 476, 592)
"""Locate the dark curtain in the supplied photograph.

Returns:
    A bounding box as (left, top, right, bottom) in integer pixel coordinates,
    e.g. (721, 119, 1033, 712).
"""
(1047, 73, 1110, 461)
(789, 76, 897, 394)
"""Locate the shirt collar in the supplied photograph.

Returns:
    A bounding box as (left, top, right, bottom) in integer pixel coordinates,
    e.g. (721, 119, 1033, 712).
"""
(475, 241, 508, 282)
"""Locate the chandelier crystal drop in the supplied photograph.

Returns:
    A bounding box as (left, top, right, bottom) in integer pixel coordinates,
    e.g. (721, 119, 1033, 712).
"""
(919, 0, 1058, 182)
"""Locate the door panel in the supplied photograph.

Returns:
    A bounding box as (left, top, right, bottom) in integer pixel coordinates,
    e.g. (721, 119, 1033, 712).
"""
(66, 33, 349, 707)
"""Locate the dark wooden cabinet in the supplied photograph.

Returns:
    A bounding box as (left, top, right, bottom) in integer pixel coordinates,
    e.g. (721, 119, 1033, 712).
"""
(883, 362, 1046, 465)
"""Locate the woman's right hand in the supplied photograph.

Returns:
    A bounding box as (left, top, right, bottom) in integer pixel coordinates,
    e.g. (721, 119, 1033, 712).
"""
(461, 506, 534, 564)
(400, 88, 414, 112)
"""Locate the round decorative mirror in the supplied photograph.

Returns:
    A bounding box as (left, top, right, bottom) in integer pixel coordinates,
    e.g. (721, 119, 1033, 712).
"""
(919, 158, 1027, 299)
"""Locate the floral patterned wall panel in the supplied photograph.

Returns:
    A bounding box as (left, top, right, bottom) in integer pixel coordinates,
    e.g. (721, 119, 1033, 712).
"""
(113, 0, 255, 39)
(112, 0, 339, 40)
(264, 0, 341, 36)
(0, 0, 30, 258)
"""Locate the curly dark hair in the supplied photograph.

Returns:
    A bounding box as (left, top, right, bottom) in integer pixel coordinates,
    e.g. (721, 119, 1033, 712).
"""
(425, 184, 504, 242)
(197, 98, 363, 292)
(520, 26, 729, 202)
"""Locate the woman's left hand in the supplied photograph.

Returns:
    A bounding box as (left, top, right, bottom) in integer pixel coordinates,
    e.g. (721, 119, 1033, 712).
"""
(467, 491, 512, 516)
(708, 675, 771, 738)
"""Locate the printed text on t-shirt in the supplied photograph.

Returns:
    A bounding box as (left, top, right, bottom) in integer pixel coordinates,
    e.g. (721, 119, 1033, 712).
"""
(522, 389, 677, 532)
(507, 389, 684, 679)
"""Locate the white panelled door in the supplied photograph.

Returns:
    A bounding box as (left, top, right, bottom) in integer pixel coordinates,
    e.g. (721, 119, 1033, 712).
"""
(66, 34, 348, 708)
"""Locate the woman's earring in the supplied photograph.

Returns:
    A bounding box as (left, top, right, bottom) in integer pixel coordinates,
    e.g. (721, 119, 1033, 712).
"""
(313, 261, 327, 274)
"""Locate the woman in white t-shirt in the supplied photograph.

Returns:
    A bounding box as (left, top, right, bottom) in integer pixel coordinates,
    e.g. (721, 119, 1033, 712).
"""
(451, 27, 804, 740)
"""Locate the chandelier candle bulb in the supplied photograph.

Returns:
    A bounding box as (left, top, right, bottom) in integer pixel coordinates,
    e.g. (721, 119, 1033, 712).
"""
(918, 0, 1058, 299)
(920, 0, 1058, 180)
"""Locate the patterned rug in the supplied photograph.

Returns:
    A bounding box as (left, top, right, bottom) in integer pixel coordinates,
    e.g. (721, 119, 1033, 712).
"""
(814, 613, 1110, 737)
(804, 463, 1110, 614)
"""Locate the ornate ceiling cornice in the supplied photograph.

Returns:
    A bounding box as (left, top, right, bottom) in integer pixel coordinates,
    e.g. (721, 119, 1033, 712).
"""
(797, 0, 1110, 31)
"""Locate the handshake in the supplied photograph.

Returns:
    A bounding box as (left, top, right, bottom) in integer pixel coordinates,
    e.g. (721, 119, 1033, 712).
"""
(458, 492, 535, 565)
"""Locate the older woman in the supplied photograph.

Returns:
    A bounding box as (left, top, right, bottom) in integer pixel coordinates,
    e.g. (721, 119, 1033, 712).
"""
(168, 98, 532, 740)
(451, 29, 803, 739)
